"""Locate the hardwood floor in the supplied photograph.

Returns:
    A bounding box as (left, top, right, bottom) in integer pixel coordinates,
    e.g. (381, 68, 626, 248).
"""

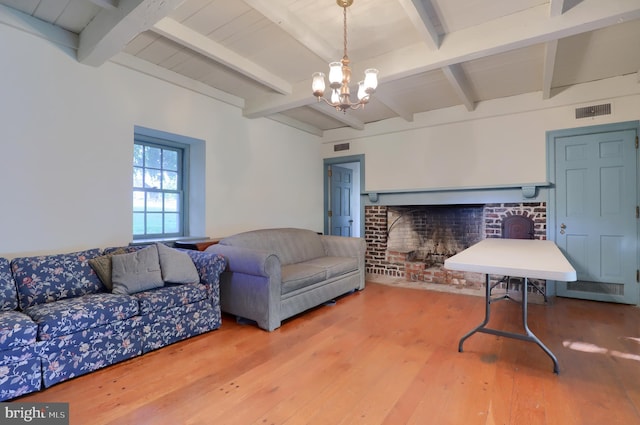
(18, 282, 640, 425)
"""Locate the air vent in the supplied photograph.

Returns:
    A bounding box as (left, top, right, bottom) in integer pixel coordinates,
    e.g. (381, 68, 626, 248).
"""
(567, 280, 624, 295)
(334, 143, 350, 152)
(575, 103, 611, 119)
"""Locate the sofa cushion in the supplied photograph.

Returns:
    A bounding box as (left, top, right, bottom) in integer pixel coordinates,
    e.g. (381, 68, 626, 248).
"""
(281, 263, 327, 295)
(0, 258, 18, 311)
(156, 243, 199, 284)
(111, 245, 164, 295)
(220, 228, 326, 265)
(133, 283, 209, 315)
(301, 256, 359, 279)
(11, 248, 104, 310)
(23, 293, 139, 340)
(88, 248, 128, 291)
(0, 310, 37, 350)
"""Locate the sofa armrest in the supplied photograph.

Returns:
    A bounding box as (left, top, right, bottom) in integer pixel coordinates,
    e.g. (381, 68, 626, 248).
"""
(183, 250, 227, 287)
(320, 235, 367, 258)
(205, 244, 280, 277)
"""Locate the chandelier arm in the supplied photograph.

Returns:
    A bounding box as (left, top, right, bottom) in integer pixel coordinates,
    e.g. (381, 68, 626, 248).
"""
(316, 94, 369, 112)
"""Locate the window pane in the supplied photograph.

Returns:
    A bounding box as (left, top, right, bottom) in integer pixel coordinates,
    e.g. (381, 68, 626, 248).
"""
(144, 169, 162, 189)
(163, 150, 178, 171)
(133, 144, 144, 167)
(164, 193, 179, 212)
(133, 167, 143, 188)
(146, 213, 163, 234)
(145, 146, 162, 169)
(133, 191, 145, 212)
(147, 192, 162, 212)
(133, 213, 145, 235)
(164, 213, 179, 234)
(163, 171, 178, 190)
(133, 135, 188, 240)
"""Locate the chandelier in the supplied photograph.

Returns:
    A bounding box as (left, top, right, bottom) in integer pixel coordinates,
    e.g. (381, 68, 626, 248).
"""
(311, 0, 378, 112)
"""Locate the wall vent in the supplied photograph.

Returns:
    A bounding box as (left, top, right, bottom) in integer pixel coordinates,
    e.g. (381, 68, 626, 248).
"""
(334, 143, 350, 152)
(567, 280, 624, 295)
(575, 103, 611, 119)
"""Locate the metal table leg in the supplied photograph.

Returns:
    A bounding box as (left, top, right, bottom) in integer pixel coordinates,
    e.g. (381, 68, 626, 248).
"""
(458, 274, 560, 373)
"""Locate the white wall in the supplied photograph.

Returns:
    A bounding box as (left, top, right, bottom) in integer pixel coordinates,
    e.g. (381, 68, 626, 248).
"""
(321, 75, 640, 193)
(0, 25, 323, 258)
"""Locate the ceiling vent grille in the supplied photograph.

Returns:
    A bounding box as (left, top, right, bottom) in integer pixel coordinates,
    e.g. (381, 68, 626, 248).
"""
(575, 103, 611, 119)
(334, 143, 350, 152)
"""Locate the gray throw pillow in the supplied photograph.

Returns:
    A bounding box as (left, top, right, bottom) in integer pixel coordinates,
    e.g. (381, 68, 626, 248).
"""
(111, 245, 164, 294)
(156, 243, 200, 284)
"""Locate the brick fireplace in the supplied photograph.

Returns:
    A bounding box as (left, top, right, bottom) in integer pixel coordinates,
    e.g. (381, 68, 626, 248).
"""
(365, 202, 547, 289)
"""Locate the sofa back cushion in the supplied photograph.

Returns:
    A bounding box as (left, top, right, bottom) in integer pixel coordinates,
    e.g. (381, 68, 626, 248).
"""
(11, 248, 104, 309)
(220, 228, 326, 265)
(0, 258, 18, 311)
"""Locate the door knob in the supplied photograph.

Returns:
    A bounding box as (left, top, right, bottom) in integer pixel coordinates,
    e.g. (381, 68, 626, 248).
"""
(560, 223, 566, 234)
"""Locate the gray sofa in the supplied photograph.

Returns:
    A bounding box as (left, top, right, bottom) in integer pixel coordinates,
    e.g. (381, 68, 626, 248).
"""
(206, 228, 366, 331)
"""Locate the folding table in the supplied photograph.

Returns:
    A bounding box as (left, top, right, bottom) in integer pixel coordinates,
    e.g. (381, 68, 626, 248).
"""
(444, 238, 577, 373)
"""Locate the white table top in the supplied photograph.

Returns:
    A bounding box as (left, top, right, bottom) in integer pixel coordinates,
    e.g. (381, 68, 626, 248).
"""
(444, 239, 577, 281)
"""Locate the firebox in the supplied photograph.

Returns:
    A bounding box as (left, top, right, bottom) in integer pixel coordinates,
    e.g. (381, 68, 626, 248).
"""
(364, 202, 547, 288)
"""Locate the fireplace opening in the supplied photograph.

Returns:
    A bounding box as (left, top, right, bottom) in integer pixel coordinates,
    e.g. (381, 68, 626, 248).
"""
(386, 205, 484, 267)
(365, 202, 547, 288)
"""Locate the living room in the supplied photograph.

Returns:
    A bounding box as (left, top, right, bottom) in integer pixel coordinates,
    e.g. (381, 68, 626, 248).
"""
(1, 1, 639, 423)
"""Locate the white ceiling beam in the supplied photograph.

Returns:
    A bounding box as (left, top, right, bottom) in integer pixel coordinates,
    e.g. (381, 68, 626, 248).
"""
(549, 0, 566, 17)
(110, 52, 245, 108)
(244, 80, 314, 118)
(245, 0, 640, 120)
(542, 40, 558, 99)
(152, 17, 292, 95)
(308, 103, 365, 130)
(397, 0, 440, 50)
(268, 114, 323, 137)
(90, 0, 119, 10)
(372, 91, 414, 122)
(242, 0, 337, 61)
(0, 4, 78, 50)
(78, 0, 183, 66)
(441, 64, 474, 111)
(363, 0, 640, 80)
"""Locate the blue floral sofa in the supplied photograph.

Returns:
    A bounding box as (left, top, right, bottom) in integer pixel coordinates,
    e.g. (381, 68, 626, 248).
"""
(0, 244, 226, 401)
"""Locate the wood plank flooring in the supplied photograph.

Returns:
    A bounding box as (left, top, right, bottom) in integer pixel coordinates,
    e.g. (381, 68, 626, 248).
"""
(17, 282, 640, 425)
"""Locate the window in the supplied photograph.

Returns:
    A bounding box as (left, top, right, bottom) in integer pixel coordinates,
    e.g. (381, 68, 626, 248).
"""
(133, 135, 189, 239)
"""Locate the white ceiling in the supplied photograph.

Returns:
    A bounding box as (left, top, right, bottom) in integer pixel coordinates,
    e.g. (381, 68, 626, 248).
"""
(1, 0, 639, 136)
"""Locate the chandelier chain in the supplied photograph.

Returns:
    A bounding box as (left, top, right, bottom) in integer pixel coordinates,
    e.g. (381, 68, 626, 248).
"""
(343, 5, 348, 59)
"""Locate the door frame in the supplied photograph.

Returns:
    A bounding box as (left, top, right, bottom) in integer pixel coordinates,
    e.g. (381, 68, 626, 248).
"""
(323, 154, 365, 236)
(546, 120, 639, 304)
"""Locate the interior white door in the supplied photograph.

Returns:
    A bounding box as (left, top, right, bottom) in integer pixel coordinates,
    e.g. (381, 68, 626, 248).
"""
(554, 129, 638, 304)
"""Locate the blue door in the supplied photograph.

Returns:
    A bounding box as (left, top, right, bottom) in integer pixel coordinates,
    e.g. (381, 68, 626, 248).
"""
(554, 128, 638, 304)
(330, 165, 353, 236)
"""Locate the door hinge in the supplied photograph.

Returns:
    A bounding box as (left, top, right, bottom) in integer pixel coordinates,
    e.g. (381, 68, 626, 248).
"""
(328, 169, 332, 177)
(636, 135, 639, 149)
(637, 269, 639, 283)
(637, 205, 639, 219)
(328, 210, 332, 217)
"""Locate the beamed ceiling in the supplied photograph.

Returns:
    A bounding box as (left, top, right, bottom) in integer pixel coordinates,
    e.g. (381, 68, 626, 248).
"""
(2, 0, 640, 136)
